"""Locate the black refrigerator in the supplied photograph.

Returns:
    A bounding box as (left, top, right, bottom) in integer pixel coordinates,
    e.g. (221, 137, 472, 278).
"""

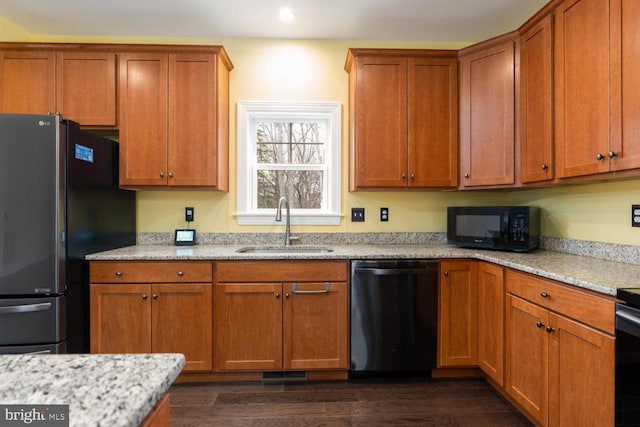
(0, 113, 136, 354)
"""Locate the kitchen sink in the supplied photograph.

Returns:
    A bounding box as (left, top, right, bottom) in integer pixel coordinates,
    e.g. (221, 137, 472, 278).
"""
(236, 246, 334, 254)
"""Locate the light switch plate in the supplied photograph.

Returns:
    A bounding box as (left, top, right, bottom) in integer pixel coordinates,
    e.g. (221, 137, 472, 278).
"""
(351, 208, 365, 222)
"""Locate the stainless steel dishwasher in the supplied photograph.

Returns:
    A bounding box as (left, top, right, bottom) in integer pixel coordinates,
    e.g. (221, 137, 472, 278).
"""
(349, 259, 438, 377)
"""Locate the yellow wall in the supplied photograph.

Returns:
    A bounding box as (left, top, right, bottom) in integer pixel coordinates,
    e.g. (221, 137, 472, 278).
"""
(4, 18, 640, 245)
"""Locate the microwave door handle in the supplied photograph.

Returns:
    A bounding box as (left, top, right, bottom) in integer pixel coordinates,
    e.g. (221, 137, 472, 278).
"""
(0, 302, 52, 315)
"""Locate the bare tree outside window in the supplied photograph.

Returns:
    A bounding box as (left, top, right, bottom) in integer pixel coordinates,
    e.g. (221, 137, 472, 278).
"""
(255, 122, 325, 209)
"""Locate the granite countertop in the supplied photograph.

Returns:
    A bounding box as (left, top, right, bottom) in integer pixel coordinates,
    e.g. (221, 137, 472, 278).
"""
(86, 243, 640, 296)
(0, 353, 185, 427)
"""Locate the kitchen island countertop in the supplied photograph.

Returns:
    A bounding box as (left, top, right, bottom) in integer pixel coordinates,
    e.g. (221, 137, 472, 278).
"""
(86, 243, 640, 296)
(0, 353, 184, 427)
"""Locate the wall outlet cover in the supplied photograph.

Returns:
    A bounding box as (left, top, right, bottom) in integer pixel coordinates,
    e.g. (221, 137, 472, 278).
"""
(380, 207, 389, 222)
(632, 205, 640, 227)
(185, 207, 194, 222)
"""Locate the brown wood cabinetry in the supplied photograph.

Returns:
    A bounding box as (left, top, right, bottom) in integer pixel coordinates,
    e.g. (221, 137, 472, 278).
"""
(214, 261, 349, 372)
(0, 50, 55, 115)
(119, 49, 231, 189)
(476, 262, 505, 386)
(520, 14, 554, 184)
(438, 260, 477, 367)
(90, 261, 213, 372)
(505, 270, 615, 426)
(0, 47, 116, 126)
(459, 36, 516, 188)
(345, 49, 458, 190)
(56, 51, 117, 126)
(555, 0, 640, 178)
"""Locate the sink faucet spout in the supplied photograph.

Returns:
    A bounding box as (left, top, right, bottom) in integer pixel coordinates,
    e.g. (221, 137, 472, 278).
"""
(275, 196, 295, 246)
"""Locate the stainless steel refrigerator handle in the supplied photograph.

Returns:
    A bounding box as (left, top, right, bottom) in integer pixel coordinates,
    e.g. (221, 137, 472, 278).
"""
(617, 309, 640, 328)
(292, 282, 330, 294)
(354, 267, 436, 276)
(0, 302, 52, 315)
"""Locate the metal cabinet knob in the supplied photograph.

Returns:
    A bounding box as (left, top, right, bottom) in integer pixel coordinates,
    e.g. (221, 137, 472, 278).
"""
(410, 174, 415, 180)
(177, 271, 184, 276)
(142, 294, 148, 300)
(596, 153, 605, 160)
(168, 172, 173, 178)
(540, 292, 550, 298)
(464, 173, 470, 179)
(152, 294, 158, 300)
(536, 321, 545, 329)
(160, 172, 165, 177)
(115, 271, 122, 277)
(401, 174, 407, 179)
(546, 326, 555, 333)
(608, 151, 617, 158)
(541, 164, 548, 170)
(443, 271, 449, 276)
(275, 293, 280, 298)
(285, 293, 290, 298)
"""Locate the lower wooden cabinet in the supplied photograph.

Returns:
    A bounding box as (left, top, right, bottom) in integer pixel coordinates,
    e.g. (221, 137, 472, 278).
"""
(213, 261, 349, 372)
(505, 270, 615, 426)
(477, 262, 505, 386)
(90, 262, 213, 372)
(438, 260, 478, 367)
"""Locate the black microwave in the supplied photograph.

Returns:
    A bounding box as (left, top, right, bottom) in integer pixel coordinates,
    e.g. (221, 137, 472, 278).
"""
(447, 206, 540, 252)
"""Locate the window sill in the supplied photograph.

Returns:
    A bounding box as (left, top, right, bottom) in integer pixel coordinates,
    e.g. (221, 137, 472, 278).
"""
(235, 212, 343, 226)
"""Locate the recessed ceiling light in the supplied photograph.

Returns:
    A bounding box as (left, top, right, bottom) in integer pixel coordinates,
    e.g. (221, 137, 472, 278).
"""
(279, 7, 295, 23)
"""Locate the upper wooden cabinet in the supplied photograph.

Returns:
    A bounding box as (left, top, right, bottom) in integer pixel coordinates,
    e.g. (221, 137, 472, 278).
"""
(345, 49, 458, 190)
(459, 35, 516, 188)
(520, 14, 554, 184)
(555, 0, 640, 178)
(0, 50, 56, 115)
(56, 51, 117, 127)
(0, 47, 116, 127)
(119, 48, 232, 189)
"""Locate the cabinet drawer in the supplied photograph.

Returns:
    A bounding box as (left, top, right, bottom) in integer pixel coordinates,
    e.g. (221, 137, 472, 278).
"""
(215, 261, 348, 283)
(91, 262, 212, 283)
(506, 270, 615, 334)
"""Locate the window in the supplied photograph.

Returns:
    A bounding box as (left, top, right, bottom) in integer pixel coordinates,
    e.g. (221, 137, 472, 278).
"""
(236, 101, 342, 225)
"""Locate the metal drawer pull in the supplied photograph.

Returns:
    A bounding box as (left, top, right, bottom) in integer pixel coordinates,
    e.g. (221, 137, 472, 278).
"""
(0, 302, 52, 315)
(115, 271, 122, 276)
(177, 271, 184, 276)
(540, 292, 550, 298)
(292, 282, 330, 294)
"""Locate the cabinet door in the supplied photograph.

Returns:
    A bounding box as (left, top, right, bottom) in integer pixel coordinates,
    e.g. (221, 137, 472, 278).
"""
(477, 263, 505, 386)
(438, 261, 477, 367)
(555, 0, 611, 178)
(0, 50, 55, 114)
(56, 52, 117, 126)
(168, 54, 218, 186)
(408, 57, 458, 188)
(610, 0, 640, 171)
(505, 295, 548, 426)
(152, 283, 213, 372)
(351, 55, 408, 189)
(283, 282, 349, 370)
(520, 14, 554, 183)
(548, 313, 614, 427)
(119, 52, 168, 186)
(90, 284, 152, 354)
(459, 40, 515, 187)
(213, 283, 283, 371)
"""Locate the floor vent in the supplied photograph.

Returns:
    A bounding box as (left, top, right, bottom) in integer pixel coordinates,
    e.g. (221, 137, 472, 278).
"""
(262, 371, 307, 383)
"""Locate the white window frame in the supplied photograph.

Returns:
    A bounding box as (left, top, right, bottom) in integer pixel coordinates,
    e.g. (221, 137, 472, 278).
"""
(235, 100, 342, 225)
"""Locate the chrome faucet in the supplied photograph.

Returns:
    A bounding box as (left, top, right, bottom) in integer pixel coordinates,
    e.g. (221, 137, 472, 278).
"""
(275, 196, 297, 246)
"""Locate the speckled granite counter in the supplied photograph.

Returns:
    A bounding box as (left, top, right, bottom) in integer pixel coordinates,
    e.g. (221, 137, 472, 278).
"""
(0, 353, 185, 427)
(86, 243, 640, 296)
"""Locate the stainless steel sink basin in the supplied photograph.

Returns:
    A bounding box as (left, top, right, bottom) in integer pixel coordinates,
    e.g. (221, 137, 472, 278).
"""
(236, 246, 334, 254)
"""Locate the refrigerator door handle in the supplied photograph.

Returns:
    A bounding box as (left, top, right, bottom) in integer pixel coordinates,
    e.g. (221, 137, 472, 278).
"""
(0, 302, 52, 315)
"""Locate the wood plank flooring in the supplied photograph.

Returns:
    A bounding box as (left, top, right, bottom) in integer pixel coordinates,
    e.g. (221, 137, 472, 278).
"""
(169, 378, 533, 426)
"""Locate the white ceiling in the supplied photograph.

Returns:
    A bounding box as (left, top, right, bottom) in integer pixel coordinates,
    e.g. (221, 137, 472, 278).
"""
(0, 0, 548, 43)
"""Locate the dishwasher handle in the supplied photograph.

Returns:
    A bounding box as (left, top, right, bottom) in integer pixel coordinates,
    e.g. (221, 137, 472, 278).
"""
(354, 266, 437, 276)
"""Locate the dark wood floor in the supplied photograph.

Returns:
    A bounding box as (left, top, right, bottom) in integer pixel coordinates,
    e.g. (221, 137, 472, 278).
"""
(169, 378, 533, 426)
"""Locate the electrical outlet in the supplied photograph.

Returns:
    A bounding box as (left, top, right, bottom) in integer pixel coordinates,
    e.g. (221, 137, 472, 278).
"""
(632, 205, 640, 227)
(185, 207, 194, 222)
(380, 207, 389, 222)
(351, 208, 365, 222)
